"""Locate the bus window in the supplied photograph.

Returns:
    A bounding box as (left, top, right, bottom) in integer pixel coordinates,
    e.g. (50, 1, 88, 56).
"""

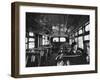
(29, 43, 35, 49)
(26, 37, 35, 49)
(60, 37, 66, 42)
(53, 37, 59, 42)
(69, 39, 72, 45)
(75, 38, 77, 42)
(29, 32, 34, 36)
(75, 32, 78, 36)
(25, 38, 28, 49)
(84, 35, 90, 40)
(78, 36, 83, 49)
(79, 29, 82, 34)
(85, 24, 90, 31)
(42, 35, 49, 45)
(29, 38, 35, 42)
(29, 38, 35, 49)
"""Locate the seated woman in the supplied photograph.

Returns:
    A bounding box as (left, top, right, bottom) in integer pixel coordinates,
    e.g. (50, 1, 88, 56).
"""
(70, 42, 87, 65)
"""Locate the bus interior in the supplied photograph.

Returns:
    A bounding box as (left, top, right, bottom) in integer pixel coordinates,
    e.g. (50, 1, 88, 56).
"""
(26, 13, 90, 67)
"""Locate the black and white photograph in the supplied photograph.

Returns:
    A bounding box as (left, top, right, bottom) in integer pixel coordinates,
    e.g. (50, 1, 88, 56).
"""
(11, 2, 97, 77)
(25, 13, 90, 67)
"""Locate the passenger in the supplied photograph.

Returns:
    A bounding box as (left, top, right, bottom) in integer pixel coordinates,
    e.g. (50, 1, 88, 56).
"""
(55, 49, 64, 66)
(70, 42, 83, 55)
(40, 48, 46, 66)
(70, 42, 87, 65)
(60, 43, 72, 65)
(83, 41, 90, 64)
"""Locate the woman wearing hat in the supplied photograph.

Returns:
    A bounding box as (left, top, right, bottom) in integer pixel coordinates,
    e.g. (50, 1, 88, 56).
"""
(70, 42, 86, 65)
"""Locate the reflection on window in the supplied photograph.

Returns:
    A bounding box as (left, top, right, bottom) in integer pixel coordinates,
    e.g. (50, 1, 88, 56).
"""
(60, 37, 66, 42)
(53, 37, 59, 42)
(78, 36, 83, 49)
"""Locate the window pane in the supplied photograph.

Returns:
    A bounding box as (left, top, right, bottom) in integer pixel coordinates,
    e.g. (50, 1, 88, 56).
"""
(29, 43, 35, 49)
(78, 36, 83, 49)
(29, 32, 34, 36)
(85, 24, 90, 31)
(29, 38, 35, 42)
(69, 39, 72, 45)
(79, 29, 82, 34)
(75, 38, 77, 42)
(42, 35, 49, 45)
(53, 37, 59, 42)
(60, 37, 66, 42)
(26, 44, 28, 49)
(75, 32, 77, 36)
(25, 38, 27, 43)
(84, 35, 90, 40)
